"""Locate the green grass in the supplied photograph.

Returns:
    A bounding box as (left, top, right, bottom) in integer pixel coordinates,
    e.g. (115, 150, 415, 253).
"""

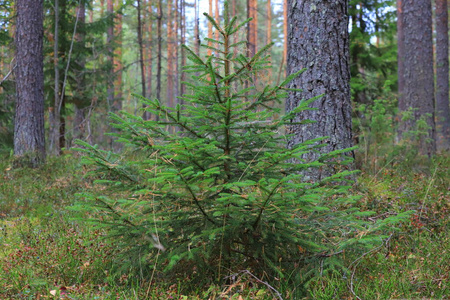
(0, 153, 448, 299)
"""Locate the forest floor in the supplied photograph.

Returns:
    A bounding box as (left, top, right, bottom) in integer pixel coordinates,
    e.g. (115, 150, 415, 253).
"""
(0, 153, 449, 299)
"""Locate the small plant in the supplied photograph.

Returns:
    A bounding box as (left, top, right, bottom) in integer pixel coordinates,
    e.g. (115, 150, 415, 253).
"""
(73, 3, 411, 294)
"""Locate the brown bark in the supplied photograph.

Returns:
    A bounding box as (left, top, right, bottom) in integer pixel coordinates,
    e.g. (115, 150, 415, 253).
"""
(156, 0, 162, 106)
(167, 0, 174, 108)
(435, 0, 450, 150)
(208, 0, 213, 57)
(398, 0, 436, 156)
(14, 0, 46, 166)
(286, 0, 354, 180)
(180, 0, 186, 99)
(247, 0, 257, 56)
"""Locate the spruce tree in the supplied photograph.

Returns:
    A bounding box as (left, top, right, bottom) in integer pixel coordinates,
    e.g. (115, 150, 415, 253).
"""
(74, 3, 410, 291)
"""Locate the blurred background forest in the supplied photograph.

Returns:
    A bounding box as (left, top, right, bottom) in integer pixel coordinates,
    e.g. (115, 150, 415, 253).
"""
(0, 0, 400, 157)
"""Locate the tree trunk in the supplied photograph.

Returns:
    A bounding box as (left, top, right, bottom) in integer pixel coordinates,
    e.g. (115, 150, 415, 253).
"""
(435, 0, 450, 150)
(397, 0, 405, 122)
(266, 0, 272, 80)
(14, 0, 46, 167)
(180, 0, 186, 99)
(49, 0, 60, 155)
(283, 0, 287, 76)
(167, 0, 174, 109)
(73, 1, 86, 144)
(156, 0, 162, 117)
(286, 0, 354, 181)
(107, 0, 114, 147)
(247, 0, 257, 56)
(398, 0, 436, 156)
(208, 0, 213, 57)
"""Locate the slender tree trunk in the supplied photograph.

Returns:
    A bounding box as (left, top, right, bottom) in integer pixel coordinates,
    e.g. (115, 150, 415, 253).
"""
(156, 0, 162, 109)
(145, 0, 152, 98)
(194, 0, 200, 56)
(399, 0, 436, 156)
(397, 0, 405, 120)
(283, 0, 287, 76)
(174, 0, 179, 101)
(180, 0, 186, 100)
(107, 0, 114, 147)
(435, 0, 450, 150)
(247, 0, 257, 56)
(286, 0, 354, 181)
(167, 0, 174, 109)
(14, 0, 46, 166)
(208, 0, 213, 57)
(137, 0, 147, 100)
(73, 1, 86, 144)
(266, 0, 272, 81)
(49, 0, 60, 155)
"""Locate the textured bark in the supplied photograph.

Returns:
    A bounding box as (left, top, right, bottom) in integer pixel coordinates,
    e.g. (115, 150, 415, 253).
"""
(435, 0, 450, 150)
(398, 0, 436, 156)
(286, 0, 354, 180)
(14, 0, 46, 166)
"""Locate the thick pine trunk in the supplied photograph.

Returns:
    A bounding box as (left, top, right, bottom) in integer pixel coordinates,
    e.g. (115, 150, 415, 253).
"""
(435, 0, 450, 150)
(14, 0, 46, 166)
(286, 0, 354, 181)
(398, 0, 436, 156)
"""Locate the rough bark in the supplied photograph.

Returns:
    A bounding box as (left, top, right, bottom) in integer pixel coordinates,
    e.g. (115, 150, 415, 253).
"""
(14, 0, 46, 166)
(286, 0, 354, 181)
(398, 0, 436, 156)
(435, 0, 450, 150)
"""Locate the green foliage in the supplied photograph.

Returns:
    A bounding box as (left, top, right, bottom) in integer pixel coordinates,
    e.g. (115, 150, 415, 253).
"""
(72, 5, 409, 293)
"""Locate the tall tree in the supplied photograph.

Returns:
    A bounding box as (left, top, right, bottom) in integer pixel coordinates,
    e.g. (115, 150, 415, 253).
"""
(435, 0, 450, 150)
(156, 0, 162, 109)
(398, 0, 435, 156)
(14, 0, 46, 166)
(73, 0, 87, 143)
(247, 0, 257, 56)
(286, 0, 354, 180)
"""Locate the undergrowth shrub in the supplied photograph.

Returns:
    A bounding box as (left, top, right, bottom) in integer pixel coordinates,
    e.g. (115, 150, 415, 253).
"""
(72, 4, 411, 295)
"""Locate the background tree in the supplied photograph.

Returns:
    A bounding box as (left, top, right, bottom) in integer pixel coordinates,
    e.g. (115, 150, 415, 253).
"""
(286, 0, 354, 180)
(435, 0, 450, 151)
(14, 0, 46, 166)
(398, 0, 435, 156)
